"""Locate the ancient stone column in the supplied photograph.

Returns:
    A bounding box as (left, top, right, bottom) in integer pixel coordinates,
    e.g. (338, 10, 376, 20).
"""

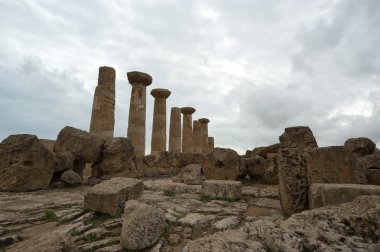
(127, 71, 153, 157)
(192, 120, 202, 153)
(150, 88, 171, 155)
(169, 107, 181, 152)
(181, 107, 196, 153)
(208, 137, 214, 152)
(199, 118, 210, 154)
(89, 66, 116, 138)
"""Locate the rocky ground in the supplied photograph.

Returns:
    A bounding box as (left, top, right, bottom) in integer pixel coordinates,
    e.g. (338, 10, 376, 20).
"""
(0, 178, 379, 252)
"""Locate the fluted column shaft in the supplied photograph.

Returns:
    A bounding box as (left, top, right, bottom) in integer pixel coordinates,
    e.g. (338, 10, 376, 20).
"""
(192, 120, 202, 153)
(169, 107, 181, 152)
(127, 71, 152, 157)
(199, 118, 210, 154)
(208, 137, 214, 152)
(151, 89, 171, 155)
(181, 107, 196, 153)
(89, 66, 115, 138)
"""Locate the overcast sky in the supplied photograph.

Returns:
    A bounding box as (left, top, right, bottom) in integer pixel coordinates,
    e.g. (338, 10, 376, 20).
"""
(1, 0, 379, 154)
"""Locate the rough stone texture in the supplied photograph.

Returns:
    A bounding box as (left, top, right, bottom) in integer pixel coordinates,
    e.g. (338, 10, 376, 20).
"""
(262, 153, 279, 184)
(181, 107, 196, 153)
(54, 126, 105, 163)
(202, 148, 246, 180)
(84, 177, 143, 216)
(356, 154, 380, 185)
(278, 146, 366, 215)
(208, 137, 214, 152)
(199, 118, 210, 154)
(121, 203, 165, 250)
(245, 143, 280, 158)
(309, 183, 380, 209)
(172, 164, 205, 185)
(91, 137, 134, 177)
(246, 155, 267, 180)
(60, 170, 82, 186)
(89, 66, 116, 138)
(344, 137, 376, 158)
(202, 180, 242, 200)
(6, 229, 74, 252)
(192, 120, 202, 153)
(279, 126, 318, 148)
(127, 71, 152, 157)
(151, 88, 171, 155)
(0, 134, 54, 192)
(39, 139, 55, 152)
(168, 107, 181, 152)
(54, 151, 75, 172)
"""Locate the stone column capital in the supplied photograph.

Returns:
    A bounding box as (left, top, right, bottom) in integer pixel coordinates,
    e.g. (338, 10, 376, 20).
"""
(127, 71, 152, 86)
(199, 118, 210, 124)
(181, 107, 196, 115)
(150, 88, 171, 99)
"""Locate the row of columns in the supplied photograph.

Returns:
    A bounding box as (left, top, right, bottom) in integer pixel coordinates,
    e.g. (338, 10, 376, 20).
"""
(89, 68, 215, 157)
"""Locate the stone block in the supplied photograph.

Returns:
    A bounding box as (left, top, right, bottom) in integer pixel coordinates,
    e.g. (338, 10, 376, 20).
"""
(84, 177, 143, 216)
(309, 183, 380, 209)
(202, 180, 242, 201)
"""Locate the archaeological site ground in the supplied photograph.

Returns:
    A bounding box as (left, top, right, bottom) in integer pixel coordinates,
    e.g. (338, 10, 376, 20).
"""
(0, 67, 379, 252)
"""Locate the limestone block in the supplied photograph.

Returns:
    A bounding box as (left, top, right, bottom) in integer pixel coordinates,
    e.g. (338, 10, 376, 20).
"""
(53, 151, 75, 172)
(0, 134, 54, 192)
(344, 137, 376, 158)
(202, 180, 242, 201)
(121, 202, 165, 250)
(172, 164, 205, 185)
(245, 143, 280, 158)
(84, 177, 143, 216)
(356, 154, 380, 185)
(309, 183, 380, 209)
(279, 126, 318, 148)
(202, 148, 246, 180)
(54, 126, 105, 163)
(246, 155, 267, 180)
(60, 170, 82, 186)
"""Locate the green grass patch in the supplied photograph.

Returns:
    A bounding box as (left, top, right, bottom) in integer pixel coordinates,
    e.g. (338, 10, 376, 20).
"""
(83, 233, 97, 242)
(43, 209, 57, 221)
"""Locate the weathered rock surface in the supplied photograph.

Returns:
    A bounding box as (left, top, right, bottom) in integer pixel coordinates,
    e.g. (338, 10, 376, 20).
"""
(60, 170, 82, 186)
(54, 126, 104, 163)
(344, 137, 376, 158)
(202, 180, 242, 201)
(121, 202, 165, 250)
(279, 126, 318, 148)
(356, 154, 380, 185)
(172, 164, 205, 185)
(262, 153, 279, 184)
(245, 143, 280, 158)
(53, 151, 75, 172)
(202, 148, 245, 180)
(309, 183, 380, 209)
(0, 134, 54, 192)
(84, 177, 143, 216)
(278, 146, 366, 215)
(246, 155, 267, 180)
(92, 137, 134, 177)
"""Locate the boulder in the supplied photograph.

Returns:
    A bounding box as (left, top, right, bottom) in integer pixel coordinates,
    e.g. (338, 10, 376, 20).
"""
(92, 137, 134, 177)
(202, 180, 242, 201)
(245, 143, 280, 158)
(53, 151, 75, 172)
(279, 126, 318, 148)
(309, 183, 380, 209)
(356, 154, 380, 185)
(172, 164, 205, 185)
(278, 147, 366, 215)
(54, 126, 104, 163)
(84, 177, 143, 216)
(344, 137, 376, 158)
(0, 134, 54, 192)
(60, 170, 82, 186)
(121, 202, 165, 250)
(246, 155, 267, 180)
(202, 148, 246, 180)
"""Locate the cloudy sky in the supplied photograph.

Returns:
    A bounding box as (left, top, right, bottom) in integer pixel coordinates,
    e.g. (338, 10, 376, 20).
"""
(1, 0, 379, 154)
